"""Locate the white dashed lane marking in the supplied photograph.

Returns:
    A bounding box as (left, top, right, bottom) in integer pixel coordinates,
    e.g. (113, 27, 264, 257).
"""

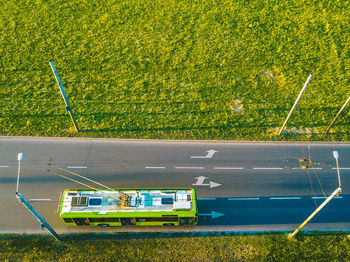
(67, 166, 87, 169)
(175, 167, 204, 170)
(269, 197, 301, 200)
(214, 167, 244, 170)
(253, 167, 284, 170)
(143, 166, 350, 170)
(29, 199, 53, 202)
(228, 197, 260, 201)
(0, 165, 10, 168)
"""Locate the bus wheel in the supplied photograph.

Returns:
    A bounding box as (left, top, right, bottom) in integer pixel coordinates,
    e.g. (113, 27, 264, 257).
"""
(98, 224, 110, 227)
(163, 223, 175, 226)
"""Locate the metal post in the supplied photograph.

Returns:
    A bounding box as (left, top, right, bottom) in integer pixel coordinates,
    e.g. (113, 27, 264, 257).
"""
(15, 153, 61, 241)
(278, 74, 313, 135)
(49, 60, 79, 132)
(325, 96, 350, 135)
(289, 151, 343, 238)
(333, 151, 342, 188)
(16, 193, 61, 241)
(288, 186, 342, 238)
(16, 153, 23, 193)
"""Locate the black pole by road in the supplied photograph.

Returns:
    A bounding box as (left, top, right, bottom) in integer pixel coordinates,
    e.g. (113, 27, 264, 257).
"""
(49, 60, 79, 132)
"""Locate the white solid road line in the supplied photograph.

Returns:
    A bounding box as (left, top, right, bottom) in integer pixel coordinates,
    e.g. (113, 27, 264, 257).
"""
(253, 167, 284, 170)
(67, 166, 87, 169)
(175, 167, 205, 169)
(0, 165, 10, 168)
(228, 197, 260, 200)
(214, 167, 244, 170)
(332, 167, 350, 170)
(145, 167, 166, 169)
(29, 199, 53, 202)
(269, 197, 301, 200)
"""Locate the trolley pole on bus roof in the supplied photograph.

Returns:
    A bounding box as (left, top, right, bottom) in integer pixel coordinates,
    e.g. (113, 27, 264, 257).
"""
(49, 60, 79, 133)
(325, 95, 350, 135)
(16, 153, 61, 241)
(278, 74, 313, 135)
(288, 151, 342, 238)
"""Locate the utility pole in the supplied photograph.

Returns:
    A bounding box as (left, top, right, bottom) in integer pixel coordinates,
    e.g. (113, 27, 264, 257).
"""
(16, 153, 61, 241)
(325, 96, 350, 135)
(278, 74, 313, 135)
(49, 60, 79, 132)
(288, 151, 342, 238)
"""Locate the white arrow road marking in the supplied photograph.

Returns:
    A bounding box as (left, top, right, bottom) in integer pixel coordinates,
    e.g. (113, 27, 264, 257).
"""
(191, 150, 218, 159)
(192, 176, 222, 188)
(192, 176, 207, 185)
(208, 181, 221, 188)
(198, 211, 224, 219)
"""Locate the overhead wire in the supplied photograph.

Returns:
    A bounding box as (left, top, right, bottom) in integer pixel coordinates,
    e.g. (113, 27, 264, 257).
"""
(48, 164, 129, 204)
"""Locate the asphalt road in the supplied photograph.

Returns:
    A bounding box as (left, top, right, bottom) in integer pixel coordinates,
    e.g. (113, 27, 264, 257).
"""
(0, 137, 349, 233)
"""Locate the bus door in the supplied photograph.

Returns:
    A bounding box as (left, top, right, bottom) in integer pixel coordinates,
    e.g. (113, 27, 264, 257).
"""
(179, 217, 195, 225)
(121, 218, 136, 226)
(73, 218, 90, 226)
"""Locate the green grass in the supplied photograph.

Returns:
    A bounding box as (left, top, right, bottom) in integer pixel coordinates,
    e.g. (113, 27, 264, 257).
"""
(1, 233, 350, 261)
(1, 0, 349, 140)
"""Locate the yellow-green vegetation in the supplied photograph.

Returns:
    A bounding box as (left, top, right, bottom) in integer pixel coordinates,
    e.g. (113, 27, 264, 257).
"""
(1, 0, 349, 140)
(1, 233, 350, 261)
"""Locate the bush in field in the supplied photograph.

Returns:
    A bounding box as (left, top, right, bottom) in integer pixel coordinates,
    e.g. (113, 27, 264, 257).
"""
(1, 0, 349, 140)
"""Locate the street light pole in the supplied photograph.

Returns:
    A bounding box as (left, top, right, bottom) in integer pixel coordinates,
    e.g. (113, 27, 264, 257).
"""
(288, 150, 342, 238)
(16, 153, 23, 194)
(325, 96, 350, 135)
(49, 60, 79, 133)
(278, 74, 313, 135)
(333, 151, 342, 188)
(15, 153, 61, 241)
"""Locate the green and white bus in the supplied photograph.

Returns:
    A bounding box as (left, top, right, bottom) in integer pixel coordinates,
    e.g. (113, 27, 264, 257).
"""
(59, 188, 198, 227)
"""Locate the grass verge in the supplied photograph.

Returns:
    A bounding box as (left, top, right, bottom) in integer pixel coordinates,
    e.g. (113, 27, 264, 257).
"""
(1, 0, 349, 141)
(1, 232, 349, 261)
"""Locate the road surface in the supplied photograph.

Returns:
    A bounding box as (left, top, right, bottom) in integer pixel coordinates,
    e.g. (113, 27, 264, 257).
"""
(0, 137, 349, 233)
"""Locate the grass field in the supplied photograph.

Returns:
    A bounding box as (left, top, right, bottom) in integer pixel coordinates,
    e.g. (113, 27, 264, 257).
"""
(1, 0, 349, 140)
(1, 233, 350, 261)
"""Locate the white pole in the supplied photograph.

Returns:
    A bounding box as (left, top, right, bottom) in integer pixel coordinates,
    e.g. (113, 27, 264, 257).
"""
(16, 153, 23, 194)
(289, 151, 343, 238)
(288, 186, 342, 238)
(333, 151, 342, 188)
(278, 74, 313, 135)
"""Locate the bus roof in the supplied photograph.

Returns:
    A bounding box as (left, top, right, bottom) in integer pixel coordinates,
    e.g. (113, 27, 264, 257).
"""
(60, 188, 195, 215)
